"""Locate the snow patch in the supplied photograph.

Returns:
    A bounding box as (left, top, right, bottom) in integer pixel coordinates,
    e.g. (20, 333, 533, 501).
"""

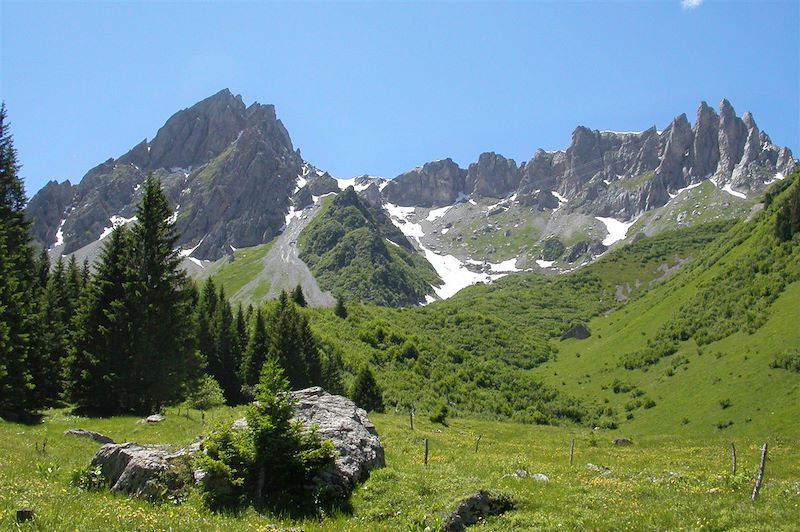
(99, 215, 137, 241)
(551, 191, 568, 205)
(230, 244, 237, 253)
(536, 259, 554, 268)
(668, 181, 705, 199)
(721, 183, 747, 200)
(180, 237, 205, 258)
(764, 172, 785, 185)
(427, 205, 452, 221)
(386, 238, 400, 248)
(595, 216, 636, 247)
(51, 218, 66, 249)
(187, 257, 205, 268)
(490, 258, 520, 273)
(167, 204, 180, 224)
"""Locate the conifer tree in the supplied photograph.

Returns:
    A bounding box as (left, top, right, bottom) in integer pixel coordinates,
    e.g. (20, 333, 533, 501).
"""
(352, 365, 384, 412)
(212, 286, 242, 404)
(66, 225, 132, 415)
(197, 277, 218, 380)
(38, 256, 69, 404)
(291, 284, 307, 307)
(320, 344, 346, 396)
(0, 103, 44, 414)
(36, 248, 50, 288)
(333, 297, 347, 319)
(126, 176, 201, 413)
(266, 291, 321, 390)
(242, 307, 269, 387)
(235, 303, 248, 360)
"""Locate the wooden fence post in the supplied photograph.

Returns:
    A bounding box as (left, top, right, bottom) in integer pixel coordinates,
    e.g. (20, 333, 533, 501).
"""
(730, 442, 737, 476)
(751, 443, 768, 502)
(409, 410, 414, 431)
(475, 434, 482, 453)
(424, 438, 429, 467)
(569, 438, 575, 466)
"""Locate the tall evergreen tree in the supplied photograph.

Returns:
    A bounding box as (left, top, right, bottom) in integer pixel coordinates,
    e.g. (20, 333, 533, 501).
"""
(333, 297, 347, 319)
(291, 284, 307, 307)
(38, 255, 69, 404)
(36, 248, 50, 288)
(197, 277, 218, 380)
(242, 307, 269, 388)
(211, 286, 242, 404)
(126, 176, 201, 413)
(352, 365, 384, 412)
(0, 103, 44, 414)
(265, 291, 321, 390)
(66, 226, 133, 415)
(235, 302, 248, 361)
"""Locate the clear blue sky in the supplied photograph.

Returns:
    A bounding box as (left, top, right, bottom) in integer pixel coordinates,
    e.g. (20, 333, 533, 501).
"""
(2, 0, 798, 197)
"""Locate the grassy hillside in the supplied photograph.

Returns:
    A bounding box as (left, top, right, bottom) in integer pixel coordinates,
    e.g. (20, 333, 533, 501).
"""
(537, 172, 800, 436)
(304, 220, 732, 427)
(3, 409, 798, 530)
(298, 188, 440, 306)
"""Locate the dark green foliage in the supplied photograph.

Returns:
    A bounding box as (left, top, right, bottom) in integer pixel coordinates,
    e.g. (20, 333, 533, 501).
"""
(67, 177, 201, 415)
(429, 403, 449, 425)
(770, 348, 800, 372)
(334, 297, 347, 319)
(186, 375, 226, 411)
(541, 237, 565, 261)
(70, 465, 108, 492)
(0, 103, 45, 415)
(265, 291, 322, 390)
(66, 226, 133, 415)
(291, 284, 307, 307)
(196, 361, 335, 512)
(198, 280, 243, 405)
(299, 188, 440, 306)
(319, 342, 346, 396)
(774, 177, 800, 241)
(241, 308, 269, 390)
(37, 256, 70, 404)
(352, 365, 384, 412)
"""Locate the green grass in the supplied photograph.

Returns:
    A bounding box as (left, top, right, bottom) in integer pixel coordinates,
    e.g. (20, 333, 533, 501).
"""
(2, 411, 798, 530)
(199, 241, 274, 298)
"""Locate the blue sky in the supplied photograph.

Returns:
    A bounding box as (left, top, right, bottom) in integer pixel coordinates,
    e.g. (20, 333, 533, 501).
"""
(2, 1, 798, 197)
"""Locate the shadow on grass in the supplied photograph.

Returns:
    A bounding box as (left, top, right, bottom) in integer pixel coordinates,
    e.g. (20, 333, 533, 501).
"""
(0, 410, 44, 425)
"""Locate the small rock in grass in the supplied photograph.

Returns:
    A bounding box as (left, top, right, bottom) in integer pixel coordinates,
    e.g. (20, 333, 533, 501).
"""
(531, 473, 549, 482)
(586, 463, 611, 474)
(146, 414, 165, 423)
(613, 438, 633, 446)
(16, 509, 34, 523)
(64, 428, 115, 445)
(442, 490, 514, 531)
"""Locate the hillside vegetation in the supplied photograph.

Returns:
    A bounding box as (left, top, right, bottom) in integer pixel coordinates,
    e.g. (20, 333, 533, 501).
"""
(298, 188, 440, 306)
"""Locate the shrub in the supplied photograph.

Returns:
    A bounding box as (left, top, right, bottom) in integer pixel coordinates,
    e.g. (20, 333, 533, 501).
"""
(429, 404, 449, 426)
(352, 365, 384, 413)
(186, 375, 226, 411)
(196, 360, 336, 512)
(770, 348, 800, 372)
(70, 465, 107, 492)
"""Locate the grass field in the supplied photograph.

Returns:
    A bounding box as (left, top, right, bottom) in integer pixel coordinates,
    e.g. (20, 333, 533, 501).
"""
(2, 409, 798, 530)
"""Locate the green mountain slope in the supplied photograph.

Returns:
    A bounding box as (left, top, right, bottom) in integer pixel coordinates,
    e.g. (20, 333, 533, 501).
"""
(537, 171, 800, 436)
(298, 188, 440, 306)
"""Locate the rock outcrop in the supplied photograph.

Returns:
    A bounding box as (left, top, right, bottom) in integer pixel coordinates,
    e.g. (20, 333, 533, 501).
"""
(64, 428, 115, 445)
(383, 159, 466, 207)
(441, 490, 514, 532)
(465, 152, 521, 199)
(290, 387, 385, 495)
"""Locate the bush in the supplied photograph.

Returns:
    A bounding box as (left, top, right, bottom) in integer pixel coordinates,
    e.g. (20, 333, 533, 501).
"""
(429, 404, 449, 426)
(770, 348, 800, 372)
(186, 375, 226, 411)
(352, 365, 384, 413)
(70, 465, 107, 492)
(196, 360, 336, 512)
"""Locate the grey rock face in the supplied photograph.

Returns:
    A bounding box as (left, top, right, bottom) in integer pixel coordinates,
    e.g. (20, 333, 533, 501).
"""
(441, 490, 514, 532)
(689, 101, 720, 179)
(64, 428, 115, 445)
(289, 387, 385, 495)
(25, 179, 75, 248)
(717, 99, 748, 177)
(465, 152, 521, 198)
(91, 442, 198, 498)
(383, 159, 466, 207)
(306, 170, 339, 196)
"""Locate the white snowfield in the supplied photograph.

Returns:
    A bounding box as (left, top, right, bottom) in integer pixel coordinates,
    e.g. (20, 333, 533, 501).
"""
(595, 216, 636, 247)
(99, 215, 137, 240)
(179, 236, 205, 258)
(551, 190, 568, 205)
(51, 218, 66, 249)
(721, 183, 747, 200)
(535, 259, 554, 268)
(668, 181, 705, 199)
(384, 202, 521, 299)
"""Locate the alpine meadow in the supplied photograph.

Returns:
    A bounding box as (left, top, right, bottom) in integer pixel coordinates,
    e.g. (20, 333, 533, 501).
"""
(2, 2, 799, 530)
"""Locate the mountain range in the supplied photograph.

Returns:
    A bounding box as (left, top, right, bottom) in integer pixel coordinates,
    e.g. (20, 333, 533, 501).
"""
(26, 89, 796, 305)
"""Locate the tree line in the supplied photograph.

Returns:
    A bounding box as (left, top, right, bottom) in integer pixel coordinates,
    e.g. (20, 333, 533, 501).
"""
(0, 104, 383, 418)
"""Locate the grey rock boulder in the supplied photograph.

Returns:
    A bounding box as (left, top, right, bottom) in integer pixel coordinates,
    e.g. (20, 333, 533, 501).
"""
(441, 490, 514, 532)
(91, 442, 199, 498)
(383, 159, 466, 208)
(64, 428, 115, 445)
(465, 152, 522, 199)
(290, 387, 385, 495)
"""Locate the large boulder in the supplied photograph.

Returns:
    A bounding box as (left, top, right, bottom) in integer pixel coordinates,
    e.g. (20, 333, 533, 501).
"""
(91, 442, 199, 498)
(289, 387, 385, 495)
(64, 428, 115, 445)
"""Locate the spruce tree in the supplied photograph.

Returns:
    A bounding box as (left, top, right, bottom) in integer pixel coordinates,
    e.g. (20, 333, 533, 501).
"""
(36, 248, 50, 288)
(212, 286, 242, 404)
(333, 297, 347, 319)
(352, 365, 384, 412)
(235, 303, 248, 361)
(291, 284, 307, 307)
(38, 256, 69, 404)
(126, 176, 201, 413)
(66, 226, 132, 415)
(0, 103, 44, 414)
(197, 277, 218, 383)
(266, 291, 321, 390)
(242, 307, 270, 388)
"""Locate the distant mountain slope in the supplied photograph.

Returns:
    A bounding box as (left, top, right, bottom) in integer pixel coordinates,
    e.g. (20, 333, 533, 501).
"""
(536, 170, 800, 436)
(26, 91, 796, 306)
(298, 187, 440, 306)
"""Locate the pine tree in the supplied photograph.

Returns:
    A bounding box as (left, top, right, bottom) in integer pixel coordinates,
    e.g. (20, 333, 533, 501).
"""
(352, 365, 384, 412)
(66, 226, 132, 415)
(320, 344, 346, 396)
(291, 284, 307, 307)
(333, 297, 347, 319)
(0, 103, 44, 415)
(235, 303, 248, 360)
(212, 286, 242, 404)
(242, 307, 270, 388)
(36, 248, 50, 288)
(266, 291, 321, 390)
(126, 176, 201, 413)
(197, 277, 219, 383)
(38, 255, 69, 404)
